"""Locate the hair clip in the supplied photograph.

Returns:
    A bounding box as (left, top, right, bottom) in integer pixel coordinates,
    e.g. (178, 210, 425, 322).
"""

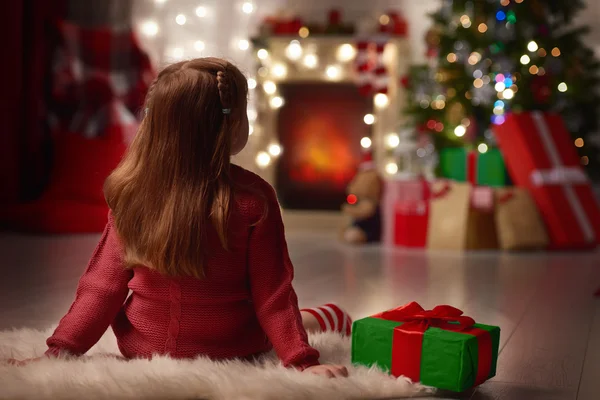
(144, 108, 149, 116)
(222, 108, 231, 115)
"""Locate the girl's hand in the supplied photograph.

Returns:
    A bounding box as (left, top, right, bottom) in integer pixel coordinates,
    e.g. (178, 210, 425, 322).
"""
(6, 357, 46, 366)
(303, 364, 349, 378)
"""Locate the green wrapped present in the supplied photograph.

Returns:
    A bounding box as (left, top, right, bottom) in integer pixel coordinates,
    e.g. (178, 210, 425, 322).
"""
(351, 302, 500, 392)
(440, 148, 508, 187)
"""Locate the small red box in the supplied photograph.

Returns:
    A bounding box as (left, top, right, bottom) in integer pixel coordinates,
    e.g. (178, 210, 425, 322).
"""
(382, 179, 430, 246)
(394, 201, 428, 248)
(494, 112, 600, 249)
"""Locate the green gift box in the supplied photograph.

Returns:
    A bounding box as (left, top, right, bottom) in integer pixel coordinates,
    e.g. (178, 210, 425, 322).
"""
(351, 302, 500, 392)
(440, 148, 508, 187)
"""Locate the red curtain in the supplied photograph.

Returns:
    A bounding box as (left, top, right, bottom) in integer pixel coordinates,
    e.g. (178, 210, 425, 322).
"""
(0, 0, 65, 203)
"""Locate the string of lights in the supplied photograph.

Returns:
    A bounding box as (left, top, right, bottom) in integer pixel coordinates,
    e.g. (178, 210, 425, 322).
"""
(134, 2, 411, 177)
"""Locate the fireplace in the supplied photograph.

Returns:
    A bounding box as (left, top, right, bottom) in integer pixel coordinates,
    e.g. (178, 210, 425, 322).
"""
(239, 35, 409, 226)
(276, 83, 372, 210)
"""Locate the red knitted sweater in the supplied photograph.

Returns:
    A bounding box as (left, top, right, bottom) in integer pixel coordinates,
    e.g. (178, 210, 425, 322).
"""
(45, 165, 320, 370)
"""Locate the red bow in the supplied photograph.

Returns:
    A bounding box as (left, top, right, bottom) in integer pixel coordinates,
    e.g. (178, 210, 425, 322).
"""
(373, 302, 491, 385)
(376, 301, 475, 332)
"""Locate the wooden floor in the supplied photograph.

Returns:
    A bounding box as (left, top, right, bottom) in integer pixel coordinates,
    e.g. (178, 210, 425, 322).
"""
(1, 229, 599, 400)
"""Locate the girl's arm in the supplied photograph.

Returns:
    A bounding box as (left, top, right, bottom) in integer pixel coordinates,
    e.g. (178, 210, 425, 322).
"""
(45, 213, 133, 357)
(247, 184, 320, 371)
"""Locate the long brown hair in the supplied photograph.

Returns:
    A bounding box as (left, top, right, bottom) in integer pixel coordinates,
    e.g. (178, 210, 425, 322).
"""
(105, 58, 248, 278)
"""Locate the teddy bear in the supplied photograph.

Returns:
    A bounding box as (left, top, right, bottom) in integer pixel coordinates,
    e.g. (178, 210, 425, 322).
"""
(341, 152, 383, 244)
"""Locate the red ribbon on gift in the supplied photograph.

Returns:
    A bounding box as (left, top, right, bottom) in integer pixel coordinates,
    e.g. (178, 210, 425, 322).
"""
(373, 302, 493, 386)
(467, 150, 478, 185)
(431, 181, 451, 199)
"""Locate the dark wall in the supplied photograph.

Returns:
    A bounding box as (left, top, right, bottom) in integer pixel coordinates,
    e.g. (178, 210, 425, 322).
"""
(67, 0, 132, 27)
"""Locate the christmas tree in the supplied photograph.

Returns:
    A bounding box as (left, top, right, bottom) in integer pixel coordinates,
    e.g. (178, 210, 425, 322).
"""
(406, 0, 600, 180)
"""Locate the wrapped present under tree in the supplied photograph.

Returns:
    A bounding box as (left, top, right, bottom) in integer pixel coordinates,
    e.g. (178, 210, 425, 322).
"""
(495, 187, 549, 251)
(439, 148, 508, 187)
(352, 302, 500, 392)
(494, 112, 600, 249)
(394, 200, 428, 248)
(382, 179, 430, 246)
(427, 181, 498, 250)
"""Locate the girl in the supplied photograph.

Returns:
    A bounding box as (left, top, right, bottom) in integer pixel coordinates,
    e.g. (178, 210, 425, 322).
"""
(12, 58, 350, 378)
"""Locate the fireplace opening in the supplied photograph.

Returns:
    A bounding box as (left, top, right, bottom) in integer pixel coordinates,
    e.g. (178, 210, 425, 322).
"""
(275, 83, 373, 210)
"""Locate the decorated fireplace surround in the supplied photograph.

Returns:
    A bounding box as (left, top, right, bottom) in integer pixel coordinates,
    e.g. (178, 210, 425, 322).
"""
(231, 35, 411, 227)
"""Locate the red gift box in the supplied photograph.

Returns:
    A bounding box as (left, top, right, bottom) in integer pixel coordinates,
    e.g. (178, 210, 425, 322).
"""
(494, 112, 600, 249)
(394, 200, 428, 247)
(382, 179, 430, 246)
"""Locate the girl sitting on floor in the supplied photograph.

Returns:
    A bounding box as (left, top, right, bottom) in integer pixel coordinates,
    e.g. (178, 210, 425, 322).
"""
(11, 58, 351, 378)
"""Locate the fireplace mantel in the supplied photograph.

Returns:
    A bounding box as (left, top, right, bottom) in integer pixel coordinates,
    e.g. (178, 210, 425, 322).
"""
(232, 35, 411, 227)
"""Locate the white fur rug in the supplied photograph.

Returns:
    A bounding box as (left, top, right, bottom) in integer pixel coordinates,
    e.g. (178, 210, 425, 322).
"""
(0, 327, 434, 400)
